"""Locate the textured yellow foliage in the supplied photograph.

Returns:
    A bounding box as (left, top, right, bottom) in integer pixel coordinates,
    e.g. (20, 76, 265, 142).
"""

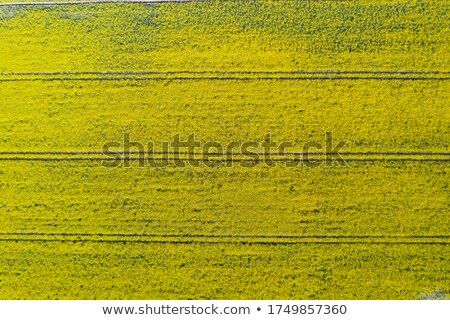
(0, 0, 448, 299)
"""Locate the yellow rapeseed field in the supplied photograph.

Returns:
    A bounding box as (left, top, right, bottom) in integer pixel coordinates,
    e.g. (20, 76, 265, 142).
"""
(0, 0, 448, 299)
